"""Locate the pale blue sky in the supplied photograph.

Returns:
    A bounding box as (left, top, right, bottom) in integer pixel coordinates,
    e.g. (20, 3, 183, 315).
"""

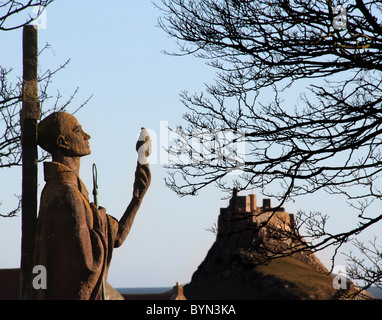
(1, 1, 380, 288)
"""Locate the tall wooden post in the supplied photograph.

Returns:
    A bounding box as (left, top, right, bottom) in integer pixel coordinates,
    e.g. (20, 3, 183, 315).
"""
(20, 25, 40, 300)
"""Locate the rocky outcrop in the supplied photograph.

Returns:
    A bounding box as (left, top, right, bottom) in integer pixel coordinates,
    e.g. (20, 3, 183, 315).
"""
(184, 192, 373, 300)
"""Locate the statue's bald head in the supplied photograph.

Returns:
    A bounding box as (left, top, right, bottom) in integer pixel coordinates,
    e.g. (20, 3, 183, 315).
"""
(38, 112, 91, 157)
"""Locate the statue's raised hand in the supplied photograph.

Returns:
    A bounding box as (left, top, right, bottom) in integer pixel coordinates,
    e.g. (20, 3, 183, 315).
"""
(133, 163, 151, 200)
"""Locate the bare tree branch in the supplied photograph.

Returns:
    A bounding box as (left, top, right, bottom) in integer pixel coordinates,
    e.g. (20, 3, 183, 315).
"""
(158, 0, 382, 290)
(0, 1, 54, 31)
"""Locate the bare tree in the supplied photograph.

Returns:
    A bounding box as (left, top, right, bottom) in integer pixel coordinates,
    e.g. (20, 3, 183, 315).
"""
(345, 238, 382, 296)
(158, 0, 382, 292)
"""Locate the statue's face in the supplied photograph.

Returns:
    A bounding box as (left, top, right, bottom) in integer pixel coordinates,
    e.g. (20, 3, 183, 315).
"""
(58, 114, 91, 157)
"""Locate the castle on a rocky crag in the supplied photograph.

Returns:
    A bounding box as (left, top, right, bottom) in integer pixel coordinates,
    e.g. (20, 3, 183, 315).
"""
(218, 189, 296, 241)
(185, 190, 362, 299)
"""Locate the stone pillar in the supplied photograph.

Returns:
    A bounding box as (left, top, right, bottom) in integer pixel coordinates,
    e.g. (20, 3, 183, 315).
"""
(20, 25, 40, 300)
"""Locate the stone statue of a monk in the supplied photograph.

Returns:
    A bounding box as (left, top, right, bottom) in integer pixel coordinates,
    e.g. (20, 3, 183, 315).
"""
(32, 112, 151, 300)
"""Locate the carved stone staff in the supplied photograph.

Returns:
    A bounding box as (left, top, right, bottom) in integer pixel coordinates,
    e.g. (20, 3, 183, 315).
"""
(20, 25, 40, 300)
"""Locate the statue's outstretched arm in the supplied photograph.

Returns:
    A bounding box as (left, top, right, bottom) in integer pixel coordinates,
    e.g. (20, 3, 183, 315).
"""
(114, 163, 151, 247)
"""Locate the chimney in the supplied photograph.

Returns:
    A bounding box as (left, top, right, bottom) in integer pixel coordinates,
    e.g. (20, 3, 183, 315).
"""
(263, 198, 271, 209)
(170, 282, 187, 300)
(250, 194, 257, 211)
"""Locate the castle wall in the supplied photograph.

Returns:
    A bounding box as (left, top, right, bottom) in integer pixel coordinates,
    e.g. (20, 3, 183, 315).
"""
(252, 211, 294, 231)
(220, 193, 295, 234)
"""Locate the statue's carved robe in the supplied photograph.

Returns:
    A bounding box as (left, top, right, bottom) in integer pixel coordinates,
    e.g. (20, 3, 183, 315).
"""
(32, 162, 120, 300)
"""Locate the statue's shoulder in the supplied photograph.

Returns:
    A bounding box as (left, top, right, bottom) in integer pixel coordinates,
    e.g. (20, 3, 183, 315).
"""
(41, 181, 88, 209)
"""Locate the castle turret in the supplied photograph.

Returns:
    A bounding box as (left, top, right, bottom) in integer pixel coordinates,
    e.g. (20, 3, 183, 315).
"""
(219, 192, 295, 236)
